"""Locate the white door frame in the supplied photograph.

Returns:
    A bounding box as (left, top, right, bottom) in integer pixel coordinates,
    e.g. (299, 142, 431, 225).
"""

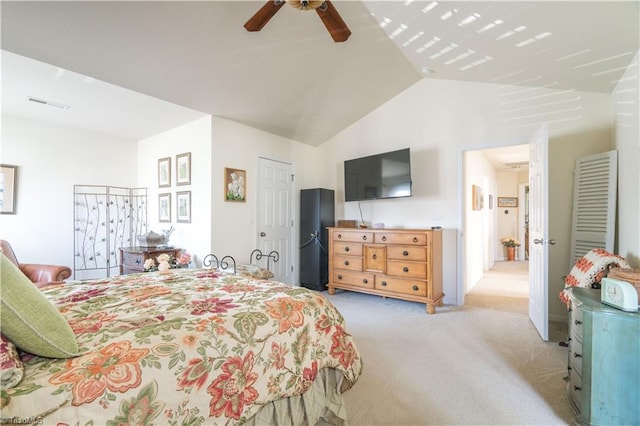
(458, 137, 532, 306)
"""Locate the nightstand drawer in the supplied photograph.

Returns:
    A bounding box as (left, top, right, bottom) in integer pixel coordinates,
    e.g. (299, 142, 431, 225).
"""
(122, 251, 144, 269)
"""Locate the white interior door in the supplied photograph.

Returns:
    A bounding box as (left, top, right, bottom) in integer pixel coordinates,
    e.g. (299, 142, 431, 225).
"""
(257, 158, 294, 284)
(528, 125, 549, 341)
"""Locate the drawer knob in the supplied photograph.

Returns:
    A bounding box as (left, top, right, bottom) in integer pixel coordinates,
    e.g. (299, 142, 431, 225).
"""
(362, 235, 367, 241)
(403, 267, 409, 273)
(413, 237, 418, 243)
(403, 250, 409, 256)
(574, 320, 582, 325)
(345, 246, 350, 252)
(344, 260, 350, 266)
(135, 259, 141, 264)
(372, 254, 377, 260)
(337, 234, 342, 239)
(412, 285, 419, 291)
(573, 353, 582, 358)
(382, 236, 387, 241)
(337, 275, 343, 280)
(574, 386, 581, 391)
(362, 279, 368, 284)
(381, 281, 387, 286)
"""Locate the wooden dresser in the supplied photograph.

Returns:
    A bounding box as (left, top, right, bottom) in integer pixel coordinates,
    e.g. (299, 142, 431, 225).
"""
(119, 246, 179, 275)
(567, 288, 640, 425)
(327, 227, 443, 314)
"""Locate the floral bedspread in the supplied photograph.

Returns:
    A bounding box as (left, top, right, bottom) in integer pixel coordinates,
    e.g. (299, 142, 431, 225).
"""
(1, 269, 362, 425)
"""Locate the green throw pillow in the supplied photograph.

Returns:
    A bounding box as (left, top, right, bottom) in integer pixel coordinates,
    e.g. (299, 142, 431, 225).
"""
(0, 253, 79, 358)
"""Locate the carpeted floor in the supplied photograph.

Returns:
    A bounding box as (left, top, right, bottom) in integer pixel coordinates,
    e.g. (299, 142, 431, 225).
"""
(325, 261, 573, 425)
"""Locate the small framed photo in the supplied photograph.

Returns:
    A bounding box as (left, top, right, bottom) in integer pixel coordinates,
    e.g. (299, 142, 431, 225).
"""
(176, 190, 191, 223)
(498, 197, 518, 208)
(158, 193, 171, 223)
(472, 184, 483, 211)
(158, 157, 171, 188)
(224, 168, 246, 202)
(0, 164, 18, 214)
(176, 152, 191, 186)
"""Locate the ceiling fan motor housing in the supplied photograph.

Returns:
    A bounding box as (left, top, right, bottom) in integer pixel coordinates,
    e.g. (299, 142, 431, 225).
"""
(287, 0, 325, 11)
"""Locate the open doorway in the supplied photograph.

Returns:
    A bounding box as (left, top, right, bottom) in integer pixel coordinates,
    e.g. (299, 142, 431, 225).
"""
(463, 144, 530, 313)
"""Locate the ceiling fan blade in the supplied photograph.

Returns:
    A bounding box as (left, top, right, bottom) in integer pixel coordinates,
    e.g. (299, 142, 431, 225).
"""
(316, 1, 351, 42)
(244, 0, 286, 32)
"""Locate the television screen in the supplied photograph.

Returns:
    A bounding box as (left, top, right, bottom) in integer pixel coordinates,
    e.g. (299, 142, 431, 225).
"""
(344, 148, 412, 201)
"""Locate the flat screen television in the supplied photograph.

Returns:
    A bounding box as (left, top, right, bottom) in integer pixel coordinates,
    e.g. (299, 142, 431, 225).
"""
(344, 148, 412, 201)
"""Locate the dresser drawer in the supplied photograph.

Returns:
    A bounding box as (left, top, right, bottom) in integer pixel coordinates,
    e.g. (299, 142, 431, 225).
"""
(375, 276, 426, 296)
(387, 260, 427, 279)
(333, 255, 363, 271)
(570, 306, 584, 343)
(333, 271, 374, 289)
(568, 338, 583, 376)
(333, 231, 373, 243)
(387, 245, 427, 261)
(568, 367, 583, 412)
(333, 241, 363, 256)
(375, 232, 426, 245)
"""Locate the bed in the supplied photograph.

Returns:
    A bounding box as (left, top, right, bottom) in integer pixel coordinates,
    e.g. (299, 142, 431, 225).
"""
(0, 252, 362, 425)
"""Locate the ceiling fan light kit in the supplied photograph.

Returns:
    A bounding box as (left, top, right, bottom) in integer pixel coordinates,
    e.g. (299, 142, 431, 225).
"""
(244, 0, 351, 43)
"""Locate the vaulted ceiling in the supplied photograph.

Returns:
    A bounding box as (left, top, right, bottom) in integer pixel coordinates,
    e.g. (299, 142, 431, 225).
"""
(2, 1, 638, 146)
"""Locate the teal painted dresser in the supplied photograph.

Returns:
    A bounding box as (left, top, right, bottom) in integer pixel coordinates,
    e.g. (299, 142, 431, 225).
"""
(567, 288, 640, 425)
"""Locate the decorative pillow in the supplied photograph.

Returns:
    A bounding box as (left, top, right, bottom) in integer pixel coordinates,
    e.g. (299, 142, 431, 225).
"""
(237, 263, 274, 280)
(0, 333, 24, 390)
(559, 248, 630, 307)
(0, 253, 80, 358)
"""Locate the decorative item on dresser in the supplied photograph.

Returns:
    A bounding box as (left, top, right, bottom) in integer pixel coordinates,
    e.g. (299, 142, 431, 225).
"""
(567, 287, 640, 425)
(118, 246, 180, 275)
(328, 227, 443, 314)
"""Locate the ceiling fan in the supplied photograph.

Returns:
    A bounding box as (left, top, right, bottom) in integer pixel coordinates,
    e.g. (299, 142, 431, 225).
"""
(244, 0, 351, 43)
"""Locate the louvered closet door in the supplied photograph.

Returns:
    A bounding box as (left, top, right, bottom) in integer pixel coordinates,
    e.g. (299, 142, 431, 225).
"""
(569, 150, 618, 268)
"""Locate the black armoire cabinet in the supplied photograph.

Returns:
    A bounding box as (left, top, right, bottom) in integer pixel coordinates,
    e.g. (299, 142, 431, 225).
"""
(299, 188, 334, 291)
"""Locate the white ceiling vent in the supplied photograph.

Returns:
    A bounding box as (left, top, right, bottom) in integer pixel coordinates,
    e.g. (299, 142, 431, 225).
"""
(27, 96, 71, 110)
(504, 161, 529, 168)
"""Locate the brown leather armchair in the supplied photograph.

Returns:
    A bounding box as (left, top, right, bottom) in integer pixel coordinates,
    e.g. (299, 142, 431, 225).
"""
(0, 240, 72, 284)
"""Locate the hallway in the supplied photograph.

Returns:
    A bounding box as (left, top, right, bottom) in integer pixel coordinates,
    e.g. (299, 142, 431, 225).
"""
(465, 261, 529, 315)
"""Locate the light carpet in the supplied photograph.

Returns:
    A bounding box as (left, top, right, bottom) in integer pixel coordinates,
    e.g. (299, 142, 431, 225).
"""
(325, 289, 573, 426)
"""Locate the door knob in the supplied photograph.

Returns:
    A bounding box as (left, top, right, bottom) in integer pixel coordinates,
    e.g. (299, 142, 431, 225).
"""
(260, 232, 267, 237)
(549, 239, 556, 245)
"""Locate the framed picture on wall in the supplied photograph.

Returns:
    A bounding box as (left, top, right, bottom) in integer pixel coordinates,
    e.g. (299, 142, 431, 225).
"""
(176, 152, 191, 186)
(0, 164, 17, 214)
(176, 190, 191, 223)
(224, 168, 246, 202)
(159, 193, 171, 223)
(158, 157, 171, 188)
(472, 184, 483, 211)
(498, 197, 518, 208)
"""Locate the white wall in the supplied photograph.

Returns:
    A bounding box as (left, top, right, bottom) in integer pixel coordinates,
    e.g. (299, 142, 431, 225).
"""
(613, 51, 640, 268)
(463, 150, 497, 294)
(0, 115, 137, 269)
(137, 116, 212, 267)
(210, 116, 326, 279)
(319, 77, 614, 309)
